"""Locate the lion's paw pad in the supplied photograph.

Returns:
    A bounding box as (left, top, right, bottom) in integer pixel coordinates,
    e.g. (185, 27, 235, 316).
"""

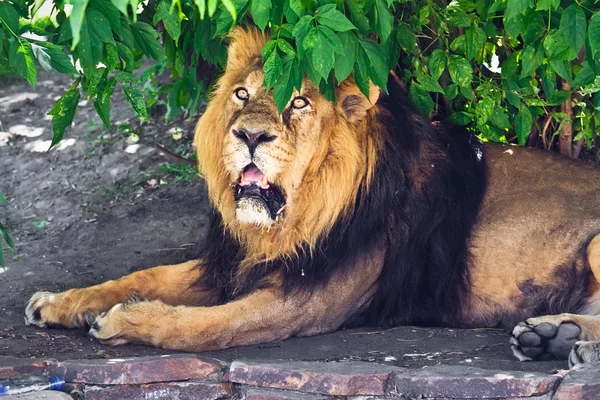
(511, 321, 580, 361)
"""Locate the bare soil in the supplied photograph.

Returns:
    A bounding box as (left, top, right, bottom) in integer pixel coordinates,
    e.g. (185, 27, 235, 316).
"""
(0, 71, 566, 374)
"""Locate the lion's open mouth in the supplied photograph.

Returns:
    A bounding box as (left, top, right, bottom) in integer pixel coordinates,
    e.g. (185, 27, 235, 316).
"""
(234, 163, 286, 219)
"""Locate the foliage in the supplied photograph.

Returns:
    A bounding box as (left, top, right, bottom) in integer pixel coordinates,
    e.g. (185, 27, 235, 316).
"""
(0, 0, 599, 154)
(0, 193, 15, 269)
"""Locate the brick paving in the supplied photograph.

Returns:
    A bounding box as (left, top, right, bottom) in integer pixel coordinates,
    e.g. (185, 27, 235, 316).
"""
(2, 355, 600, 399)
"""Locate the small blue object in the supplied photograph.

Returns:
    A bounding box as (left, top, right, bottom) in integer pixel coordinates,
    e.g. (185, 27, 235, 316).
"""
(0, 374, 65, 396)
(48, 376, 65, 391)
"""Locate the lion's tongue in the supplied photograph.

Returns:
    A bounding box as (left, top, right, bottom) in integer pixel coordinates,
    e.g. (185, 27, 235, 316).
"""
(240, 165, 270, 189)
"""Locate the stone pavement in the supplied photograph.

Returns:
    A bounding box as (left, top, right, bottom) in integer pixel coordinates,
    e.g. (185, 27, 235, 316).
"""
(1, 353, 599, 399)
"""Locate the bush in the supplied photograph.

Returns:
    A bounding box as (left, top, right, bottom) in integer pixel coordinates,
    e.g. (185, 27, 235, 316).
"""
(1, 0, 599, 157)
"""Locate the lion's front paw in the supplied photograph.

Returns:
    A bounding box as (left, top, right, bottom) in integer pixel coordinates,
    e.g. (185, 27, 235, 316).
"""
(88, 303, 132, 346)
(88, 299, 167, 347)
(510, 315, 581, 361)
(25, 290, 97, 329)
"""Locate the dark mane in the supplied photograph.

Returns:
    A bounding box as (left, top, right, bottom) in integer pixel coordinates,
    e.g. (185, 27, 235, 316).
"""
(199, 76, 487, 327)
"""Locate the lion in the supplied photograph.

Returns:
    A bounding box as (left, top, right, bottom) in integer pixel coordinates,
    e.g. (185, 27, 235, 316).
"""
(25, 28, 600, 366)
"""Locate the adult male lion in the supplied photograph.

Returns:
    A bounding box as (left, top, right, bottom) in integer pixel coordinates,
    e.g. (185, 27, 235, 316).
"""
(25, 28, 600, 365)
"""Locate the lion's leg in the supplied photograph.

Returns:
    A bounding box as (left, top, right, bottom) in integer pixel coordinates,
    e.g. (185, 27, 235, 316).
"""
(88, 282, 377, 351)
(25, 260, 216, 329)
(87, 245, 384, 351)
(511, 234, 600, 362)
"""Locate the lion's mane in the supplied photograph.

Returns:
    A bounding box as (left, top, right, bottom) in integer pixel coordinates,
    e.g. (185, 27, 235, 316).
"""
(193, 31, 487, 327)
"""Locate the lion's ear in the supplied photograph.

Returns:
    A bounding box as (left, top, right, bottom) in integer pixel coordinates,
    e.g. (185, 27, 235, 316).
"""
(226, 27, 268, 71)
(336, 80, 380, 124)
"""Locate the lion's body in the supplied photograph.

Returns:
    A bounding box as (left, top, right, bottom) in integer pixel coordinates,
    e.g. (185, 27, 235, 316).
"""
(467, 144, 600, 327)
(25, 28, 600, 364)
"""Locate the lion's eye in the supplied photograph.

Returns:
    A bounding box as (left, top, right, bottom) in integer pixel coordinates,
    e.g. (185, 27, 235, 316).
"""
(234, 88, 249, 101)
(292, 96, 309, 109)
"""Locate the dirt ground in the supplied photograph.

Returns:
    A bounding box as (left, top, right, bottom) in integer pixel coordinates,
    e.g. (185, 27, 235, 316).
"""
(0, 70, 567, 374)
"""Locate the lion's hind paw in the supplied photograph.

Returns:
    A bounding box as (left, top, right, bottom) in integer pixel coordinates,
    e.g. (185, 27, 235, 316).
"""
(568, 340, 600, 367)
(511, 317, 581, 361)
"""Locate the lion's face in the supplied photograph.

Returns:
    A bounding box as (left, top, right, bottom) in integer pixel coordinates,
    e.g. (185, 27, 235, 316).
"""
(195, 28, 381, 254)
(222, 66, 335, 226)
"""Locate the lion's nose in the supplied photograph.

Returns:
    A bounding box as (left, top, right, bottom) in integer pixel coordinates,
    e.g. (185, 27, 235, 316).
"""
(232, 128, 277, 157)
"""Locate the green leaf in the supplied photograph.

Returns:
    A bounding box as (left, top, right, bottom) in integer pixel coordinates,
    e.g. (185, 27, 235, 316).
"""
(589, 13, 600, 59)
(117, 73, 147, 118)
(0, 2, 19, 35)
(505, 0, 532, 20)
(132, 22, 166, 61)
(535, 0, 559, 11)
(415, 69, 444, 93)
(515, 106, 532, 146)
(464, 27, 486, 61)
(93, 76, 116, 129)
(91, 0, 122, 34)
(116, 42, 134, 72)
(490, 109, 512, 130)
(358, 37, 389, 91)
(547, 90, 571, 106)
(541, 64, 556, 96)
(9, 40, 37, 88)
(292, 15, 313, 57)
(429, 49, 446, 79)
(273, 57, 294, 113)
(30, 41, 78, 75)
(448, 54, 472, 87)
(153, 0, 181, 41)
(543, 32, 576, 61)
(573, 62, 596, 87)
(195, 0, 207, 19)
(409, 83, 434, 116)
(77, 9, 115, 72)
(396, 23, 416, 52)
(353, 60, 370, 99)
(289, 0, 304, 18)
(277, 39, 295, 56)
(445, 83, 459, 101)
(519, 46, 536, 78)
(261, 39, 277, 61)
(448, 111, 474, 125)
(221, 0, 238, 20)
(251, 0, 272, 32)
(504, 80, 521, 107)
(208, 0, 218, 17)
(0, 222, 13, 251)
(67, 0, 89, 49)
(315, 4, 355, 32)
(303, 27, 336, 80)
(447, 10, 472, 28)
(263, 46, 282, 89)
(559, 5, 587, 54)
(0, 193, 6, 203)
(48, 85, 81, 149)
(105, 43, 118, 69)
(290, 56, 303, 91)
(319, 25, 344, 54)
(550, 59, 572, 82)
(475, 96, 495, 125)
(32, 221, 51, 228)
(111, 0, 129, 15)
(334, 31, 357, 82)
(373, 0, 393, 43)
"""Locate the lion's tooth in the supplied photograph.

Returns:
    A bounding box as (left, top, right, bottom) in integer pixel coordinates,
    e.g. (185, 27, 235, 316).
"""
(261, 175, 270, 188)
